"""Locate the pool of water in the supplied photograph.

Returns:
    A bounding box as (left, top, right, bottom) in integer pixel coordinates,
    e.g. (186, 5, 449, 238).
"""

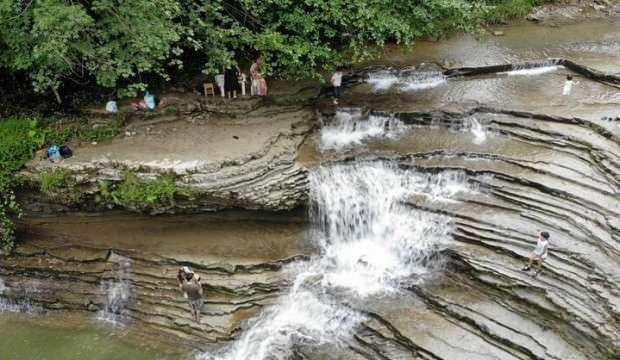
(0, 313, 184, 360)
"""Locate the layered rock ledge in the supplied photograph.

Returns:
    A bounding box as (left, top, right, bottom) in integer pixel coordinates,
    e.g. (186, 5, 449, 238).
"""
(19, 105, 315, 214)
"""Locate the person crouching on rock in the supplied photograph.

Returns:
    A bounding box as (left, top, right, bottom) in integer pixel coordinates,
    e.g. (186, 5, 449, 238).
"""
(177, 266, 204, 323)
(521, 231, 550, 275)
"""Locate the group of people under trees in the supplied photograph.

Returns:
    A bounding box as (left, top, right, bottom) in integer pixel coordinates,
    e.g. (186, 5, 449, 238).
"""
(104, 60, 271, 114)
(215, 60, 268, 98)
(103, 60, 348, 115)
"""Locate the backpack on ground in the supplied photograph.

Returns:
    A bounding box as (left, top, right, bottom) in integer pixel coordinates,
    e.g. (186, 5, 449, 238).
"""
(59, 145, 73, 159)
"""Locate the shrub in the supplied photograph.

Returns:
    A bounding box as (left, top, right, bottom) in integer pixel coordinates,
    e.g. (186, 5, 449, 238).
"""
(481, 0, 542, 24)
(41, 117, 122, 145)
(0, 116, 44, 251)
(100, 171, 181, 211)
(39, 169, 69, 197)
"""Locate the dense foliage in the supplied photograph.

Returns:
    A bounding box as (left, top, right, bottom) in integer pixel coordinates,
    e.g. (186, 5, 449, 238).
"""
(0, 117, 44, 251)
(0, 0, 543, 101)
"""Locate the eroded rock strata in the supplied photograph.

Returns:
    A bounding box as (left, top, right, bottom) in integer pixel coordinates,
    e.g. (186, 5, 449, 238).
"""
(2, 59, 619, 359)
(19, 106, 315, 213)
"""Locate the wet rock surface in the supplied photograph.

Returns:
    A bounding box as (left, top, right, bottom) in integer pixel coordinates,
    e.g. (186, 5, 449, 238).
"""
(1, 213, 311, 352)
(3, 20, 620, 360)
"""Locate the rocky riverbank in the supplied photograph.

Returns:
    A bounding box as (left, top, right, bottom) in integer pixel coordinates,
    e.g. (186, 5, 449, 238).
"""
(19, 101, 316, 214)
(2, 16, 620, 360)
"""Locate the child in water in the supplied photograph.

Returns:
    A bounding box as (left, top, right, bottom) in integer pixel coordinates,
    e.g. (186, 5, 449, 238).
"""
(562, 75, 576, 96)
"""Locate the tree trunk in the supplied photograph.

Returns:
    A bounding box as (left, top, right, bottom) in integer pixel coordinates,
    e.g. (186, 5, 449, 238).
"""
(52, 87, 62, 104)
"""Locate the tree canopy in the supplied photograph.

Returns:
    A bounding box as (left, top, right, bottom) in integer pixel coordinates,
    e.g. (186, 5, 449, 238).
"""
(0, 0, 540, 100)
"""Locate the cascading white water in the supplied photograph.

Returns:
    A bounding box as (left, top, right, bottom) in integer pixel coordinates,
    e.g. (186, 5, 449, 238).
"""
(98, 255, 132, 325)
(367, 70, 446, 92)
(401, 72, 447, 91)
(0, 278, 42, 314)
(203, 162, 475, 360)
(466, 117, 487, 144)
(310, 164, 465, 295)
(503, 60, 561, 76)
(320, 110, 408, 151)
(367, 70, 399, 91)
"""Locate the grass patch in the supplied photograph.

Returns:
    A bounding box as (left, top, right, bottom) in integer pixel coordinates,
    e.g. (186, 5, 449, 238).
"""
(481, 0, 543, 24)
(100, 171, 189, 211)
(610, 346, 620, 360)
(40, 116, 123, 145)
(81, 120, 123, 143)
(39, 169, 69, 196)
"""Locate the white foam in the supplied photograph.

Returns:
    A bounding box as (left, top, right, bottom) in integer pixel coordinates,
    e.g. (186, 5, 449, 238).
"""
(467, 117, 487, 144)
(401, 72, 447, 91)
(320, 111, 407, 151)
(204, 163, 475, 360)
(367, 71, 399, 91)
(97, 255, 132, 325)
(0, 280, 43, 314)
(367, 71, 446, 92)
(504, 65, 559, 76)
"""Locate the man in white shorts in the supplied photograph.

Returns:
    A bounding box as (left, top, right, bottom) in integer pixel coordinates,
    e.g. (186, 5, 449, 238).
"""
(521, 231, 550, 275)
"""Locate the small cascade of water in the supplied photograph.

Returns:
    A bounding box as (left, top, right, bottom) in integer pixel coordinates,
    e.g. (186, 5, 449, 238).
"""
(466, 117, 487, 144)
(98, 255, 132, 325)
(504, 60, 561, 76)
(320, 110, 408, 151)
(203, 162, 475, 360)
(401, 71, 447, 91)
(367, 70, 446, 92)
(0, 278, 43, 314)
(367, 70, 399, 91)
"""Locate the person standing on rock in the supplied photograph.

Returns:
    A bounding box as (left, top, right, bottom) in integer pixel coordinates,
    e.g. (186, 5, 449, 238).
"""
(177, 266, 204, 323)
(562, 75, 577, 96)
(521, 231, 550, 275)
(331, 70, 343, 105)
(215, 70, 225, 97)
(250, 59, 260, 96)
(224, 65, 240, 99)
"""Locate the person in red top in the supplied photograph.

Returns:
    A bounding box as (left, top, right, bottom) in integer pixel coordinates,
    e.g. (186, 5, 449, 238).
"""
(250, 60, 260, 96)
(250, 59, 268, 96)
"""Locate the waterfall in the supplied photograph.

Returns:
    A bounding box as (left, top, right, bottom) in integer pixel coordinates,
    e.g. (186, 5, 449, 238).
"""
(0, 278, 42, 314)
(367, 70, 399, 91)
(503, 60, 561, 76)
(367, 70, 446, 92)
(320, 110, 407, 151)
(203, 163, 474, 359)
(466, 117, 487, 144)
(401, 71, 447, 91)
(98, 255, 132, 325)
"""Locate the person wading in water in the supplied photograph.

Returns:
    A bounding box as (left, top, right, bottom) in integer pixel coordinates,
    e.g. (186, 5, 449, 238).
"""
(177, 266, 204, 323)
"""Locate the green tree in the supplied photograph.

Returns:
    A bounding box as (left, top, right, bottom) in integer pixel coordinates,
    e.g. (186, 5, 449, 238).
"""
(0, 0, 544, 102)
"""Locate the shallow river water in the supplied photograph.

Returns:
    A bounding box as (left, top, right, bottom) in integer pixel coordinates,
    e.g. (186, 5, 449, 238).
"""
(2, 19, 619, 360)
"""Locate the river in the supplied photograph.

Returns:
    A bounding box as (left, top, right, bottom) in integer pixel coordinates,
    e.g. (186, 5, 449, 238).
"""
(1, 19, 619, 360)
